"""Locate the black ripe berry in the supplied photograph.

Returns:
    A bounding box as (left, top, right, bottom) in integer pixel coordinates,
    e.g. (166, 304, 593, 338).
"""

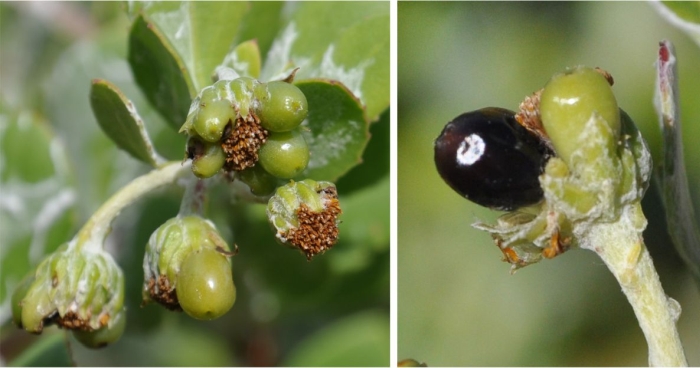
(434, 107, 554, 211)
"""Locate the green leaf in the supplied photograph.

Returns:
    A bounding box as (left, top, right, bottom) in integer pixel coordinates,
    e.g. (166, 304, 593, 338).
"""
(128, 14, 194, 130)
(284, 311, 390, 367)
(336, 108, 390, 195)
(9, 332, 72, 367)
(654, 40, 700, 282)
(217, 39, 262, 79)
(235, 2, 285, 59)
(327, 15, 390, 121)
(295, 80, 369, 182)
(261, 2, 390, 121)
(90, 79, 162, 166)
(137, 1, 251, 92)
(42, 28, 181, 216)
(0, 108, 76, 321)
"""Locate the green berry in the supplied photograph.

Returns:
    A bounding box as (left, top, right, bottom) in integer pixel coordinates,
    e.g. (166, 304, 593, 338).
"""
(192, 142, 225, 179)
(176, 248, 235, 320)
(15, 243, 124, 334)
(258, 129, 310, 179)
(256, 81, 308, 132)
(539, 66, 620, 166)
(193, 99, 233, 142)
(230, 77, 256, 117)
(11, 273, 35, 328)
(199, 85, 218, 104)
(238, 164, 279, 196)
(212, 79, 231, 99)
(398, 359, 427, 367)
(72, 310, 126, 348)
(143, 215, 232, 310)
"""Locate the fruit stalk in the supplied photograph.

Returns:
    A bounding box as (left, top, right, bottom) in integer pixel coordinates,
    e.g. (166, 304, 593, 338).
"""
(178, 176, 210, 216)
(582, 203, 687, 367)
(76, 161, 190, 250)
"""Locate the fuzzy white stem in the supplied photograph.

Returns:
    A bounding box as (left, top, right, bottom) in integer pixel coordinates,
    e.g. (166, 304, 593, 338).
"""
(178, 177, 210, 216)
(582, 203, 687, 366)
(76, 161, 191, 251)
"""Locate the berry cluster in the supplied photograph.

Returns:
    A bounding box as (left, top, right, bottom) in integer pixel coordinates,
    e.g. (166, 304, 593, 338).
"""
(142, 216, 236, 320)
(11, 243, 126, 348)
(437, 66, 651, 271)
(433, 66, 617, 213)
(11, 72, 345, 349)
(182, 76, 310, 190)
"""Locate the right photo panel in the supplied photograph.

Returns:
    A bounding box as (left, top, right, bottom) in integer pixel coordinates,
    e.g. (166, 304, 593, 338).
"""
(398, 2, 700, 366)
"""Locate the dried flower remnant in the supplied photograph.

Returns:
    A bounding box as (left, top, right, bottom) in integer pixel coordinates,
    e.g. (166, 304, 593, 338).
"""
(221, 114, 269, 172)
(286, 194, 342, 259)
(267, 180, 342, 259)
(515, 89, 549, 146)
(594, 67, 614, 86)
(145, 275, 181, 311)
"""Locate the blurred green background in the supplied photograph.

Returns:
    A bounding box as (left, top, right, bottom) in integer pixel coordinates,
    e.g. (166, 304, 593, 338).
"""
(398, 2, 699, 366)
(0, 2, 389, 366)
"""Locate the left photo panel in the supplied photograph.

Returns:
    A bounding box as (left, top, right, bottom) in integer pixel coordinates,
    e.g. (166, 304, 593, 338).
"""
(0, 2, 390, 366)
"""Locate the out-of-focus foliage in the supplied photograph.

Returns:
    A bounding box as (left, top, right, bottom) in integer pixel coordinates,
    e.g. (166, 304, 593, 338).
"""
(654, 40, 700, 284)
(656, 1, 700, 46)
(0, 2, 388, 366)
(398, 2, 700, 366)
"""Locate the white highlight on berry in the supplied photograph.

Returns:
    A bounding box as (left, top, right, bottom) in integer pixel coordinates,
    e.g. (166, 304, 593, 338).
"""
(553, 96, 580, 106)
(456, 134, 485, 166)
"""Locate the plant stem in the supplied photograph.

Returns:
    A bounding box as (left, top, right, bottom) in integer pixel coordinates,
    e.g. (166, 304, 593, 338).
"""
(75, 161, 191, 251)
(583, 203, 687, 367)
(178, 177, 210, 216)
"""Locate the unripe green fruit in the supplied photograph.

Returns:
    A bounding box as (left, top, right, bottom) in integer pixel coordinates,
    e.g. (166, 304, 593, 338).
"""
(233, 77, 255, 91)
(192, 143, 225, 179)
(199, 85, 218, 104)
(193, 99, 233, 142)
(398, 359, 427, 367)
(15, 243, 124, 335)
(11, 273, 35, 328)
(72, 310, 126, 348)
(143, 215, 233, 311)
(212, 79, 230, 99)
(540, 66, 620, 166)
(239, 164, 279, 196)
(176, 248, 235, 320)
(258, 129, 310, 179)
(230, 77, 255, 117)
(256, 81, 308, 132)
